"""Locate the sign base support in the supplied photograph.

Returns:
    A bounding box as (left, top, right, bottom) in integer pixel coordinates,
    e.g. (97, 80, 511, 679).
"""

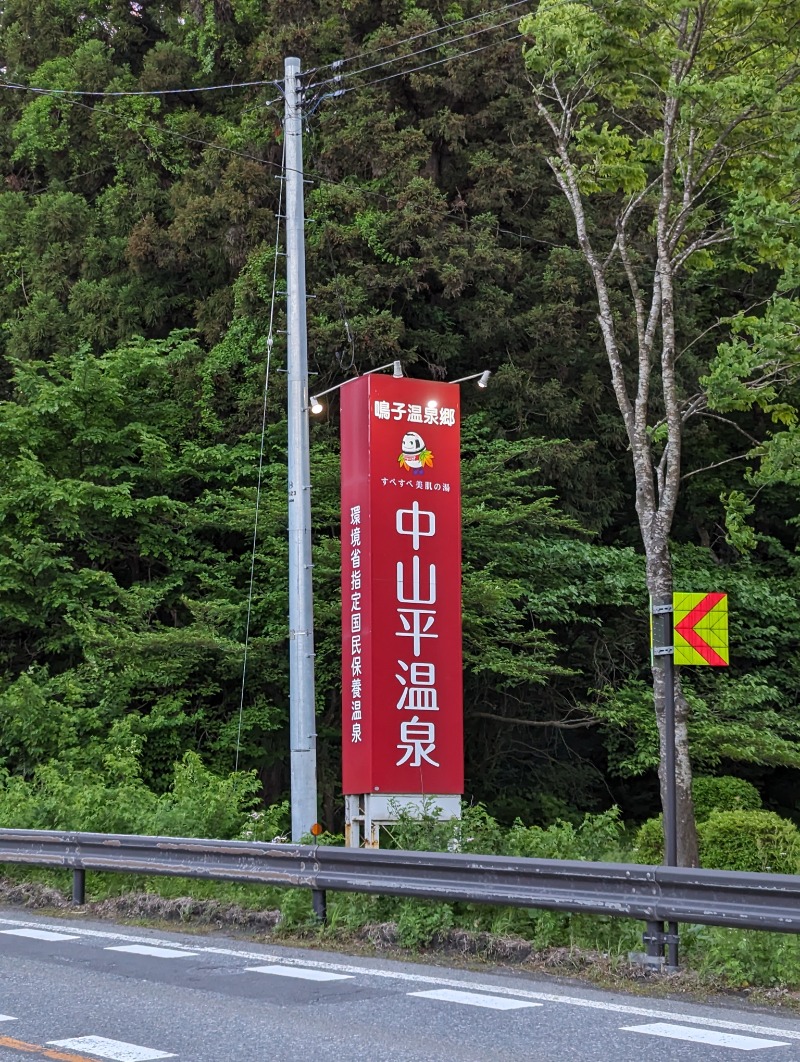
(345, 794, 461, 848)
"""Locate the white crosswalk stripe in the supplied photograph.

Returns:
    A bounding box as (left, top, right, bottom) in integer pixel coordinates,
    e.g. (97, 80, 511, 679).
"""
(4, 912, 800, 1055)
(105, 944, 196, 959)
(410, 988, 542, 1011)
(1, 928, 79, 942)
(8, 912, 800, 1044)
(48, 1035, 176, 1060)
(245, 964, 352, 981)
(621, 1022, 790, 1051)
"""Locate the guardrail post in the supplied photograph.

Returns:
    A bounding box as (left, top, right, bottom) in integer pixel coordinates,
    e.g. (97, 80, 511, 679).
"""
(72, 868, 86, 906)
(643, 920, 664, 961)
(666, 920, 679, 969)
(312, 888, 327, 925)
(638, 920, 680, 971)
(633, 919, 669, 971)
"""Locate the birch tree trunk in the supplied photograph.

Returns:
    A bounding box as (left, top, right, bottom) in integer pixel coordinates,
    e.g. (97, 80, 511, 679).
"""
(525, 8, 703, 865)
(521, 0, 800, 865)
(523, 0, 800, 864)
(534, 133, 701, 861)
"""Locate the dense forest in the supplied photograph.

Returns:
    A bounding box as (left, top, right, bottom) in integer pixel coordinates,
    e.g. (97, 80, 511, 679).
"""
(0, 0, 798, 843)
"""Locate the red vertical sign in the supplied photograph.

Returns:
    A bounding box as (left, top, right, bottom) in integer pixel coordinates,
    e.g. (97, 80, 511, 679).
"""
(341, 375, 463, 796)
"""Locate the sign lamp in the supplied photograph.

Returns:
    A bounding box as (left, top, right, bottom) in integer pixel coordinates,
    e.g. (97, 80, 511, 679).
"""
(310, 361, 403, 415)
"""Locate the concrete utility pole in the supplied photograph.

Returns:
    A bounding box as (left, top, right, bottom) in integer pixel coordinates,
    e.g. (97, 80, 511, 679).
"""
(284, 56, 318, 841)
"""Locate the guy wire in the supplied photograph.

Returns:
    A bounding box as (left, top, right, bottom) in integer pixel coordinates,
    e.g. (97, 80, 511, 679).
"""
(234, 132, 287, 779)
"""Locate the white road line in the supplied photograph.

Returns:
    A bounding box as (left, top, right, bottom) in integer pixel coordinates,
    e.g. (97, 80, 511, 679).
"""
(245, 964, 352, 981)
(411, 989, 541, 1011)
(0, 1016, 15, 1022)
(105, 945, 196, 959)
(47, 1036, 175, 1061)
(4, 916, 800, 1042)
(622, 1023, 790, 1051)
(1, 928, 79, 942)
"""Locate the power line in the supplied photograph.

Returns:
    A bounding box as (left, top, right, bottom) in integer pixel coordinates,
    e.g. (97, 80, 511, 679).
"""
(0, 4, 531, 105)
(0, 76, 281, 98)
(1, 26, 523, 178)
(305, 0, 533, 81)
(308, 0, 610, 92)
(0, 83, 286, 170)
(234, 137, 286, 782)
(2, 43, 551, 251)
(0, 0, 545, 104)
(3, 74, 550, 252)
(339, 33, 524, 95)
(307, 15, 527, 92)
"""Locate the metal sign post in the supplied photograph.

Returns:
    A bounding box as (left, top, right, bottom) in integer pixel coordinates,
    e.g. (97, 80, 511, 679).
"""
(644, 589, 729, 967)
(650, 596, 679, 968)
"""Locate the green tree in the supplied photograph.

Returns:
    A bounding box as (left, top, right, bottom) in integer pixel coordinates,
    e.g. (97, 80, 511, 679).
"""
(0, 334, 292, 789)
(521, 0, 800, 863)
(1, 0, 797, 836)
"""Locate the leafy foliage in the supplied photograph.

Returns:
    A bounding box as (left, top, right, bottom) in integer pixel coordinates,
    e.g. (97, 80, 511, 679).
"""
(0, 0, 797, 838)
(698, 810, 799, 874)
(692, 776, 762, 823)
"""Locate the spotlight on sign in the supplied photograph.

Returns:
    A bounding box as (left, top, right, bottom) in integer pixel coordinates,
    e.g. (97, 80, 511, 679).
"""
(310, 395, 323, 415)
(451, 369, 492, 388)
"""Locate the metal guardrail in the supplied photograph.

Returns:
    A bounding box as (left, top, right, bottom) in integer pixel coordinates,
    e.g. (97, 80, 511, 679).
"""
(1, 829, 798, 965)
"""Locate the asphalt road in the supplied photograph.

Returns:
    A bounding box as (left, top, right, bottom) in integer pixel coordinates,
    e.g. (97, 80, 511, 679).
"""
(1, 908, 799, 1061)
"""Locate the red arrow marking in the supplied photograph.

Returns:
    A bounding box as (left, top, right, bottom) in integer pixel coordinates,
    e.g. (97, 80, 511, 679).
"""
(675, 592, 727, 665)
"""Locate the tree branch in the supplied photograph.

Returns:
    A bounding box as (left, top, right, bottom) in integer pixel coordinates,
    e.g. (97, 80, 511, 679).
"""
(468, 711, 599, 730)
(696, 411, 761, 447)
(533, 96, 637, 443)
(673, 227, 734, 272)
(681, 453, 750, 480)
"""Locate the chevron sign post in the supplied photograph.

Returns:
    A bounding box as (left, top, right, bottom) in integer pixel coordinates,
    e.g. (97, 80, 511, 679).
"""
(673, 592, 729, 666)
(648, 589, 729, 965)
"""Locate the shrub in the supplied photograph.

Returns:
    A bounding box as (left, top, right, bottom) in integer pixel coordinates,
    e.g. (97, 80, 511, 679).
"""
(692, 776, 762, 822)
(395, 899, 454, 948)
(699, 810, 799, 874)
(0, 732, 158, 834)
(238, 801, 291, 843)
(631, 778, 766, 865)
(683, 925, 800, 988)
(507, 808, 625, 862)
(0, 746, 261, 841)
(151, 753, 261, 840)
(381, 799, 506, 854)
(631, 815, 664, 864)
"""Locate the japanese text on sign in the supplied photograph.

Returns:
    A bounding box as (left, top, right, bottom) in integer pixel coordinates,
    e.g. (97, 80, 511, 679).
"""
(374, 400, 457, 427)
(393, 501, 440, 767)
(347, 503, 363, 744)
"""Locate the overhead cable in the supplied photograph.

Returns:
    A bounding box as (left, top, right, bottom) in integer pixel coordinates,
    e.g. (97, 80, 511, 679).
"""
(0, 83, 285, 171)
(0, 77, 281, 98)
(307, 15, 526, 91)
(0, 2, 532, 102)
(336, 34, 523, 95)
(305, 0, 533, 79)
(234, 136, 286, 781)
(2, 39, 547, 248)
